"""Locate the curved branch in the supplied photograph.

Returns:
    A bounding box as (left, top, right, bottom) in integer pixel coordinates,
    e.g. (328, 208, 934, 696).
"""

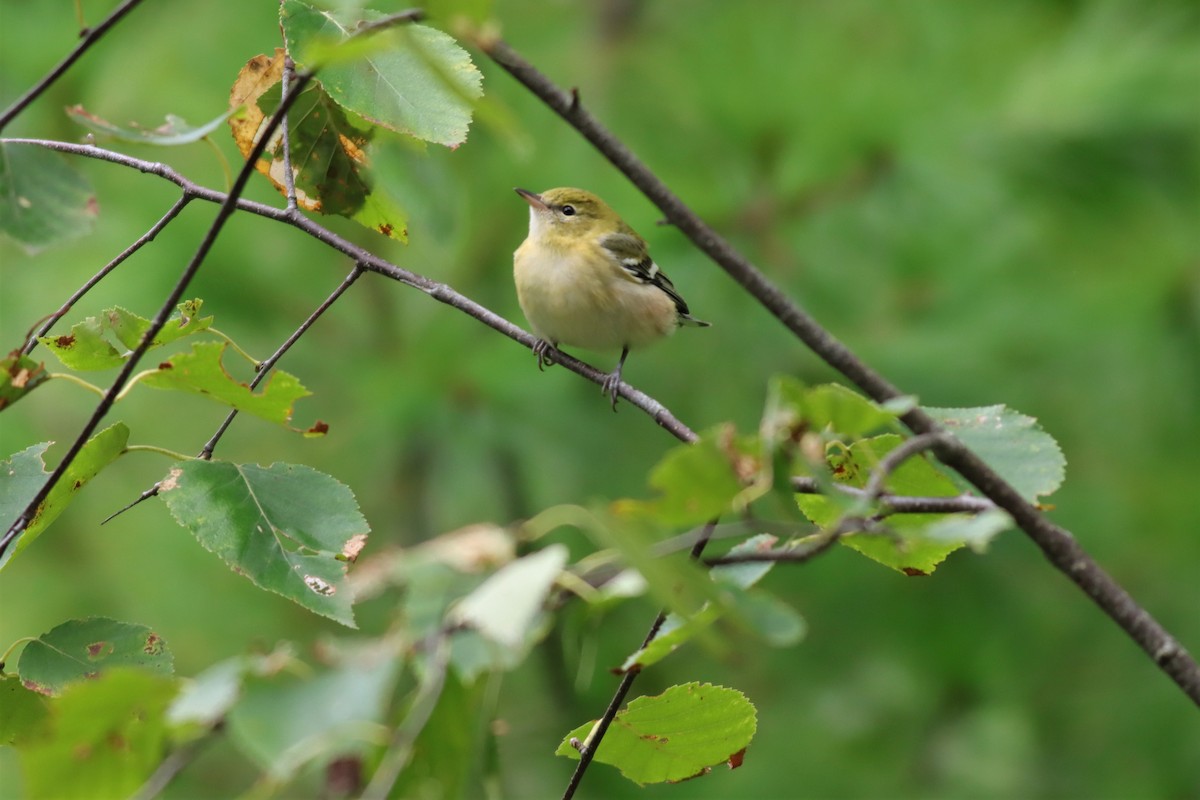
(477, 38, 1200, 706)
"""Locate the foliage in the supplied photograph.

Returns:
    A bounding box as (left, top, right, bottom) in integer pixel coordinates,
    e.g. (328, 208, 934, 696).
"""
(1, 1, 1197, 798)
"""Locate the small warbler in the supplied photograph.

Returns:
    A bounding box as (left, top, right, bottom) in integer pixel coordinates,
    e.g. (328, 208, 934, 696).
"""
(513, 187, 710, 410)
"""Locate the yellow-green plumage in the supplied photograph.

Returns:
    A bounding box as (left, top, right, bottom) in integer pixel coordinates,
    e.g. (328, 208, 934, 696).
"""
(512, 187, 708, 409)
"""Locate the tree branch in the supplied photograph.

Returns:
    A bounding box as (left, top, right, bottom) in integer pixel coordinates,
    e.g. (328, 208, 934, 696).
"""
(477, 37, 1200, 707)
(790, 476, 995, 515)
(0, 0, 150, 132)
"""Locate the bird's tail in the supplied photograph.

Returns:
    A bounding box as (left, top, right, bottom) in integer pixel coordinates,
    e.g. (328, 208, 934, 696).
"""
(679, 313, 711, 328)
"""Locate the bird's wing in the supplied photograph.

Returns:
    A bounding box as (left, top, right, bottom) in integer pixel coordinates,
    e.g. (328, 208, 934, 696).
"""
(599, 232, 693, 316)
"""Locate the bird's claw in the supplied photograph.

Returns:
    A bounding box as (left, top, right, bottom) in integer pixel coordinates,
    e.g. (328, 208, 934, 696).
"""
(601, 372, 621, 412)
(532, 339, 557, 371)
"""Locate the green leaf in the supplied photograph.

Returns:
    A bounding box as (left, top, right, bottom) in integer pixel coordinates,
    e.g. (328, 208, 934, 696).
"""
(926, 405, 1066, 501)
(925, 508, 1013, 553)
(17, 668, 176, 800)
(389, 669, 487, 800)
(38, 301, 212, 370)
(620, 604, 723, 674)
(166, 658, 249, 730)
(621, 536, 802, 672)
(226, 659, 399, 780)
(140, 341, 312, 428)
(708, 533, 781, 590)
(228, 49, 409, 241)
(282, 1, 483, 147)
(16, 618, 173, 697)
(107, 299, 213, 350)
(38, 315, 123, 370)
(158, 460, 369, 626)
(449, 545, 568, 649)
(556, 682, 756, 785)
(728, 589, 806, 648)
(797, 383, 900, 438)
(66, 105, 235, 145)
(0, 424, 129, 571)
(636, 431, 745, 526)
(797, 434, 966, 574)
(0, 676, 50, 746)
(1, 353, 49, 410)
(762, 378, 897, 445)
(0, 142, 97, 254)
(0, 442, 53, 559)
(168, 648, 298, 732)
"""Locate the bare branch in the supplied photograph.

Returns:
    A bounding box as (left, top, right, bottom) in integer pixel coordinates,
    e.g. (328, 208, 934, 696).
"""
(478, 38, 1200, 707)
(200, 263, 366, 459)
(860, 432, 951, 503)
(790, 476, 995, 515)
(0, 0, 150, 132)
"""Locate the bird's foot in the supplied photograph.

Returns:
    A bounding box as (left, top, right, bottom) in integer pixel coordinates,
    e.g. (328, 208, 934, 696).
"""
(533, 339, 557, 371)
(601, 371, 621, 412)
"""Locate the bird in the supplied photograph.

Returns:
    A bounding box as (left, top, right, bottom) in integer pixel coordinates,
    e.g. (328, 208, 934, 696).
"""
(513, 186, 709, 410)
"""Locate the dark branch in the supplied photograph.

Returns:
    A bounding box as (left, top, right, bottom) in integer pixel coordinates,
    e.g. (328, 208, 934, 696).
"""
(0, 0, 149, 132)
(561, 520, 717, 800)
(790, 476, 995, 515)
(478, 38, 1200, 707)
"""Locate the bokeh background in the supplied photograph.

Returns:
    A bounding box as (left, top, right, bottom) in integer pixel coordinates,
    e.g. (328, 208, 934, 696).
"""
(2, 1, 1198, 797)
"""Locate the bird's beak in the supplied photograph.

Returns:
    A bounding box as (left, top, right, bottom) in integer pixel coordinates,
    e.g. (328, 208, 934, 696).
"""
(514, 187, 548, 211)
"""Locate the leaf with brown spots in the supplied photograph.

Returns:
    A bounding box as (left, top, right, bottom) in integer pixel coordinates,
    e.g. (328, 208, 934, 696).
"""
(16, 618, 174, 695)
(0, 352, 48, 410)
(228, 48, 408, 242)
(556, 683, 757, 785)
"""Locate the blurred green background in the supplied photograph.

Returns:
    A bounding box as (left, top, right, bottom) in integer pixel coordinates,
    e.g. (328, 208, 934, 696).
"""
(2, 0, 1198, 797)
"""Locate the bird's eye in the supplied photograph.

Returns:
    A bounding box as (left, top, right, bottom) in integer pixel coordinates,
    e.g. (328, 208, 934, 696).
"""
(561, 205, 576, 216)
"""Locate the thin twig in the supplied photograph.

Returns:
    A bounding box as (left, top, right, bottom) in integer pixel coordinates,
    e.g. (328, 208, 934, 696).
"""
(479, 37, 1200, 708)
(279, 56, 299, 213)
(561, 520, 717, 800)
(860, 432, 950, 503)
(0, 0, 149, 132)
(130, 726, 218, 800)
(790, 476, 995, 515)
(23, 196, 191, 355)
(704, 516, 875, 566)
(200, 263, 366, 459)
